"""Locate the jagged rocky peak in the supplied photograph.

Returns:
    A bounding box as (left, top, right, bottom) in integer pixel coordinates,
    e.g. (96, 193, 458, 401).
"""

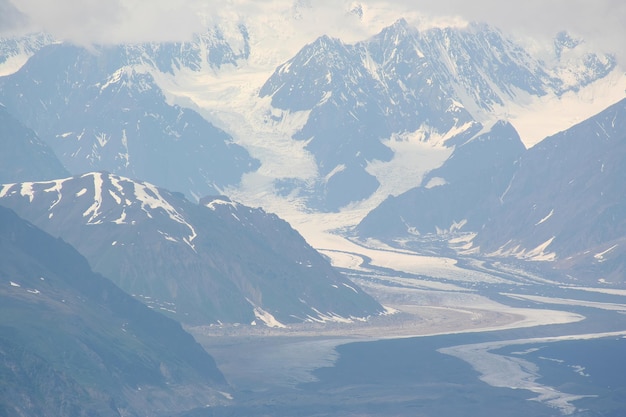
(120, 23, 251, 73)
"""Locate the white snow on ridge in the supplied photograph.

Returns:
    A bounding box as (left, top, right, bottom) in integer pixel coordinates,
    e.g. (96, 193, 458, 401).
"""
(205, 198, 238, 211)
(307, 307, 357, 324)
(488, 238, 557, 262)
(19, 182, 35, 202)
(132, 180, 198, 249)
(43, 179, 66, 211)
(535, 209, 554, 226)
(0, 184, 14, 198)
(246, 298, 287, 328)
(82, 172, 104, 223)
(594, 244, 618, 262)
(0, 52, 32, 76)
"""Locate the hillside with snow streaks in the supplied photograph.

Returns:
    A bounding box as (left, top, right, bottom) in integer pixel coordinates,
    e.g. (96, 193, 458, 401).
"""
(0, 172, 384, 325)
(357, 98, 626, 285)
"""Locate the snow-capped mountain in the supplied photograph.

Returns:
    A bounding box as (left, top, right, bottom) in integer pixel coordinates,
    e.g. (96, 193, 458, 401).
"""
(0, 205, 229, 416)
(0, 18, 619, 217)
(0, 172, 384, 325)
(356, 98, 626, 284)
(0, 39, 258, 201)
(257, 19, 617, 211)
(0, 104, 68, 183)
(0, 15, 622, 282)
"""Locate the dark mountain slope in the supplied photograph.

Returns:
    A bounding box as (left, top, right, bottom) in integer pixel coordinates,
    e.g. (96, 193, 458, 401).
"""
(0, 205, 229, 417)
(476, 98, 626, 281)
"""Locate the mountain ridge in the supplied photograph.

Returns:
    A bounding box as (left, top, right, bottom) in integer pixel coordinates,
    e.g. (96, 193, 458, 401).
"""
(0, 172, 385, 325)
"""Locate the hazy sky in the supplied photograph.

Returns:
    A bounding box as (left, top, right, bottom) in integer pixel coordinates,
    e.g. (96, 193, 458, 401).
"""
(2, 0, 624, 59)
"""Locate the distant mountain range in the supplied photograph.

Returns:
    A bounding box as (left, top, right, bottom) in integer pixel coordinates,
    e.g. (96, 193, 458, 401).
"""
(0, 173, 384, 325)
(0, 205, 229, 417)
(0, 40, 258, 201)
(0, 15, 622, 297)
(356, 98, 626, 284)
(0, 12, 624, 416)
(259, 19, 617, 210)
(1, 19, 618, 212)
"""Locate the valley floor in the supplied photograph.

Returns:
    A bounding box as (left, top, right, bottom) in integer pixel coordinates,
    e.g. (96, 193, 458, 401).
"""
(189, 232, 626, 416)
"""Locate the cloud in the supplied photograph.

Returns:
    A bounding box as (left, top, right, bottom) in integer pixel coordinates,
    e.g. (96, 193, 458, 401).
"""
(0, 0, 30, 35)
(7, 0, 205, 45)
(416, 0, 626, 45)
(5, 0, 625, 63)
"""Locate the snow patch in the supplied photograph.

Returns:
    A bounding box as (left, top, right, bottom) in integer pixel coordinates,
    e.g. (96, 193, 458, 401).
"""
(425, 177, 447, 188)
(306, 307, 355, 324)
(204, 198, 238, 211)
(0, 184, 15, 198)
(19, 183, 35, 202)
(133, 181, 197, 250)
(535, 209, 554, 226)
(247, 300, 287, 328)
(594, 244, 618, 262)
(81, 172, 105, 223)
(488, 237, 557, 262)
(324, 164, 346, 183)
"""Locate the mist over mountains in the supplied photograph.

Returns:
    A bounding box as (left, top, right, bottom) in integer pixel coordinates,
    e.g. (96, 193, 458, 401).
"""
(1, 6, 625, 416)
